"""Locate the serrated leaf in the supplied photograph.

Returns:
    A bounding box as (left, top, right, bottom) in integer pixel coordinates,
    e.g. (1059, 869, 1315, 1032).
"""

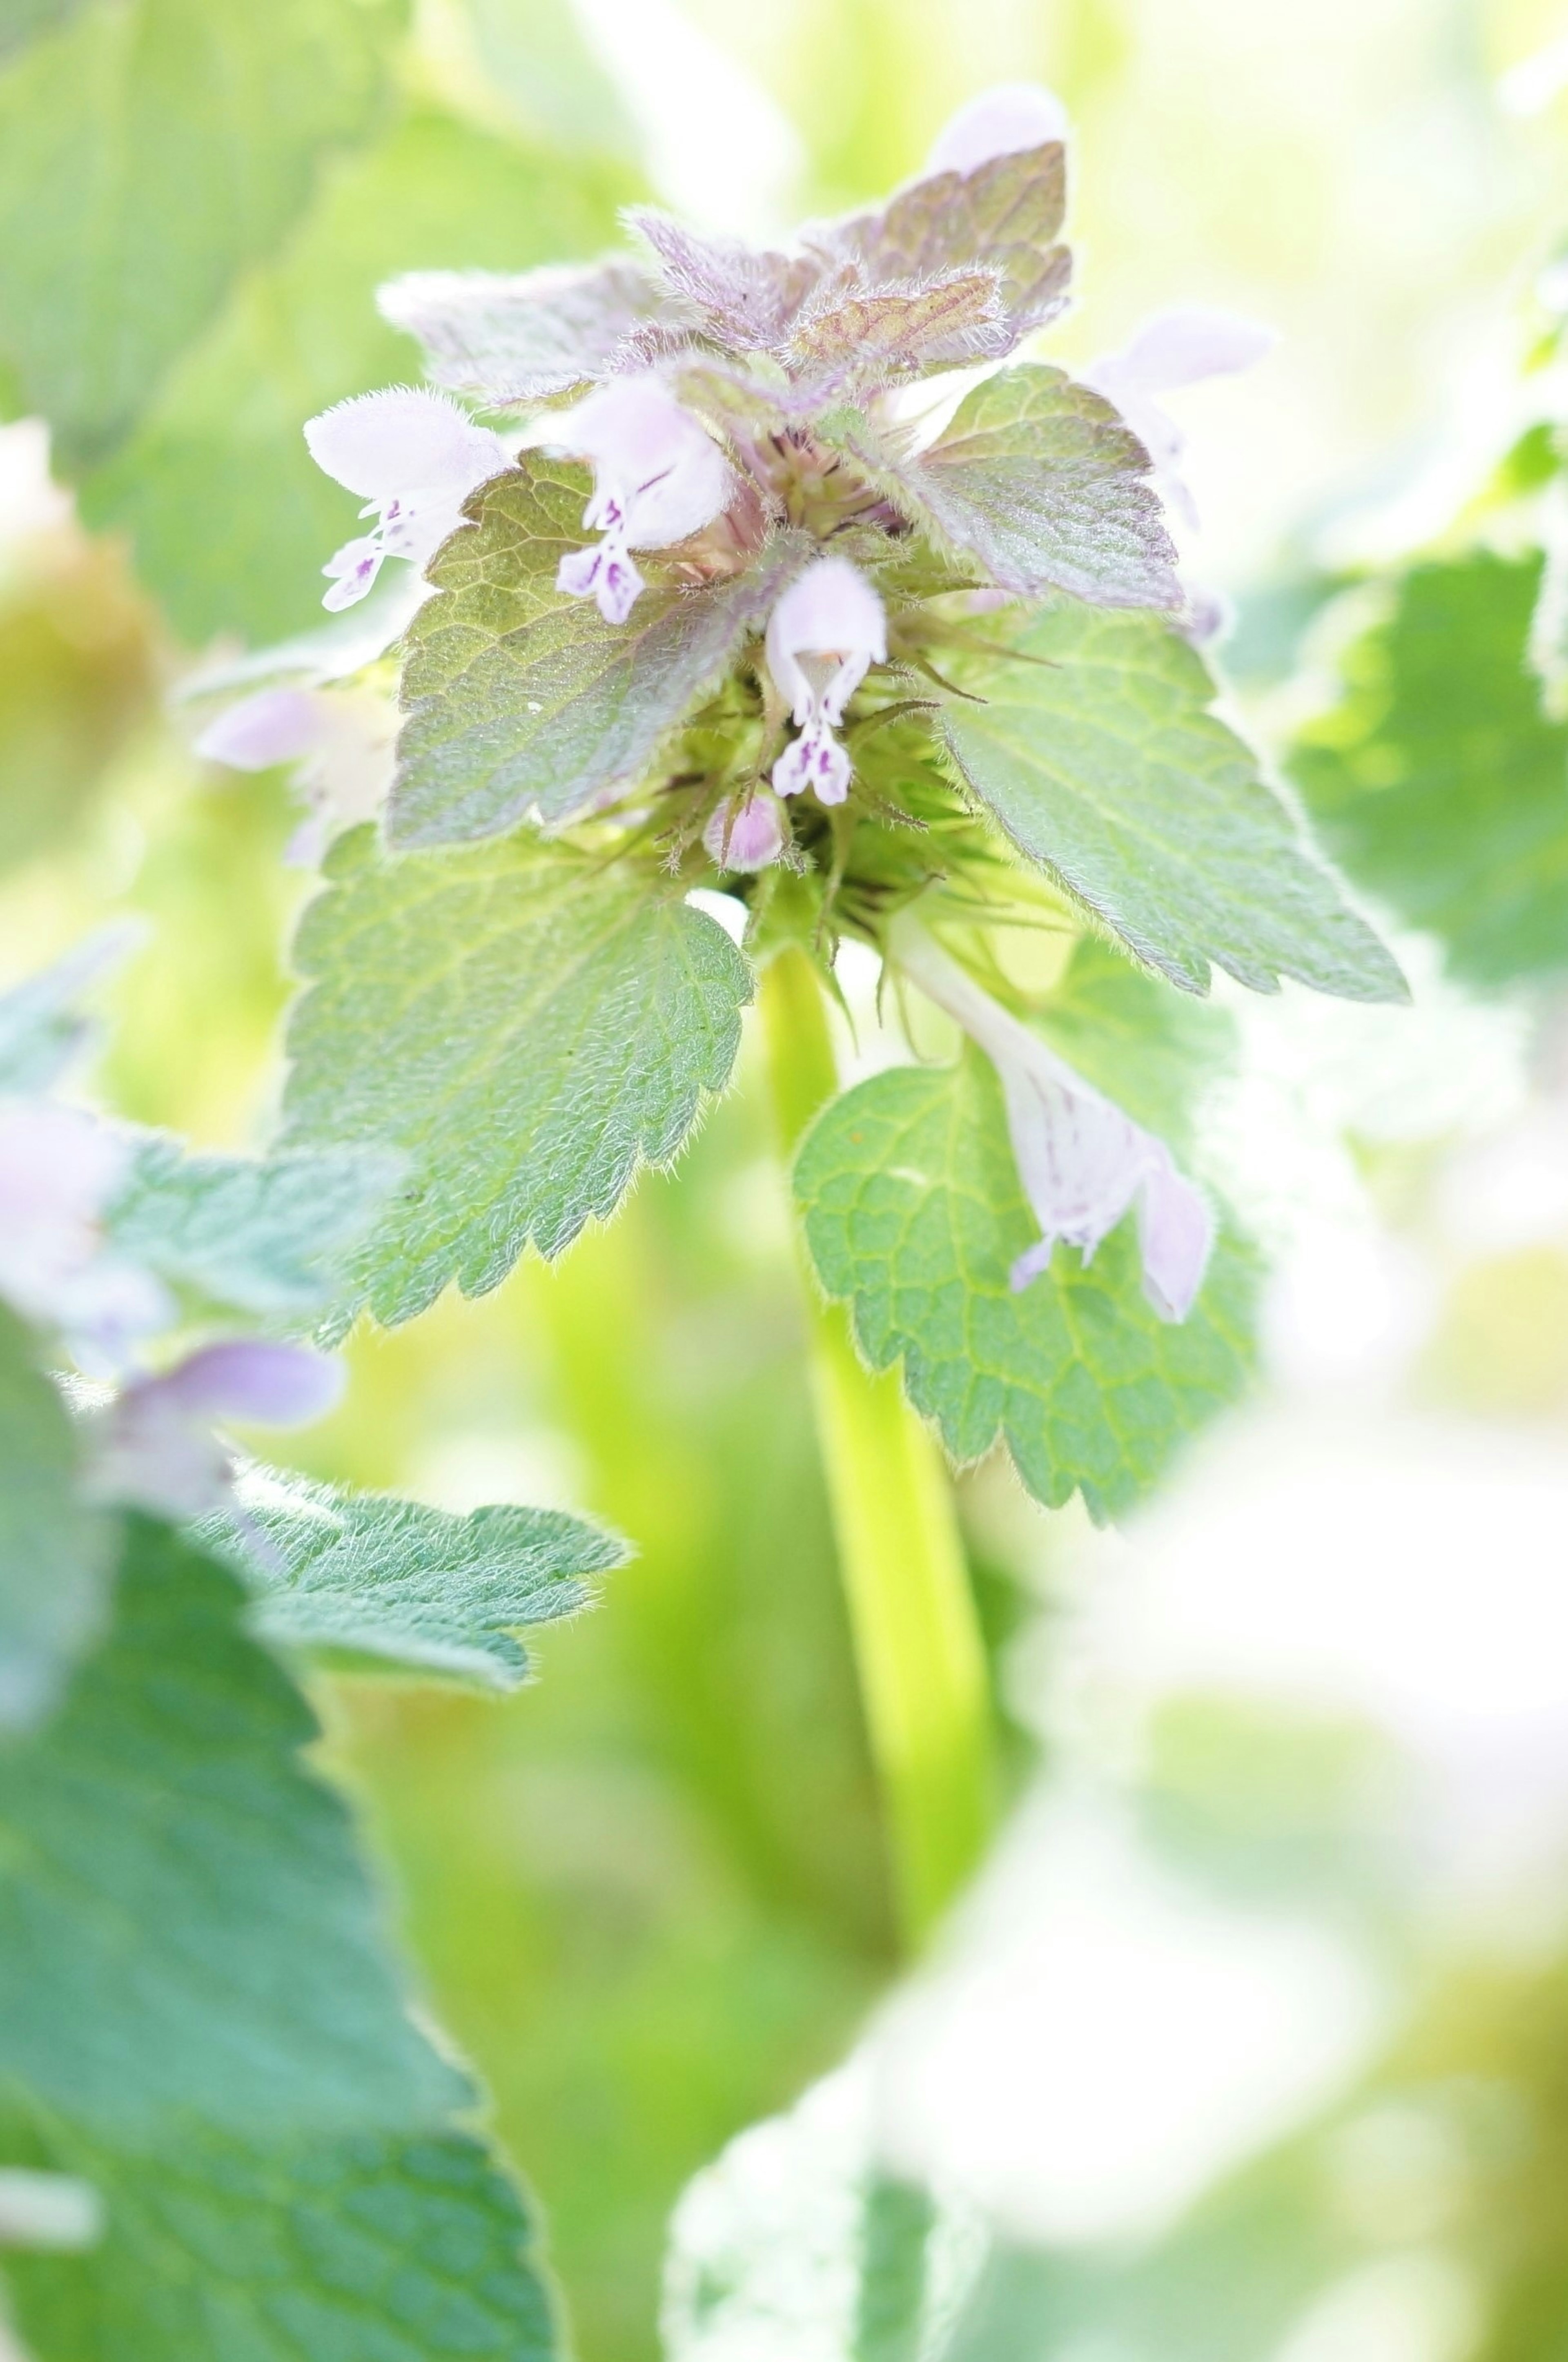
(202, 1463, 623, 1685)
(809, 143, 1071, 340)
(0, 1308, 112, 1731)
(393, 457, 811, 845)
(833, 366, 1180, 608)
(939, 596, 1406, 1000)
(627, 209, 817, 351)
(105, 1136, 401, 1320)
(782, 273, 1007, 405)
(379, 253, 657, 406)
(795, 1052, 1255, 1520)
(7, 2124, 559, 2362)
(1290, 552, 1568, 987)
(0, 0, 405, 468)
(82, 109, 630, 646)
(282, 829, 752, 1328)
(0, 1514, 462, 2142)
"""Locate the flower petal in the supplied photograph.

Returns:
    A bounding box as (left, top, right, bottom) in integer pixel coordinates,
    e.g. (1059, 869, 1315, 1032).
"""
(764, 557, 886, 721)
(304, 387, 510, 501)
(1136, 1153, 1214, 1321)
(925, 82, 1071, 176)
(704, 792, 786, 871)
(550, 376, 731, 550)
(158, 1340, 346, 1426)
(1094, 309, 1276, 399)
(195, 687, 325, 772)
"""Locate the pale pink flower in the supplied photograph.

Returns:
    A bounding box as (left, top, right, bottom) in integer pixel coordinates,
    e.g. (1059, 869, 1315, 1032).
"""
(89, 1341, 345, 1518)
(304, 387, 512, 611)
(550, 377, 733, 625)
(766, 558, 886, 807)
(924, 82, 1071, 176)
(0, 1099, 167, 1364)
(703, 791, 786, 872)
(891, 919, 1213, 1320)
(1084, 311, 1276, 529)
(196, 684, 396, 866)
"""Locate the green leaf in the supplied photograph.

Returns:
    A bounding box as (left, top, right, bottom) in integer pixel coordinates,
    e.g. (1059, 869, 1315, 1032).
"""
(393, 461, 810, 846)
(282, 828, 752, 1328)
(0, 0, 406, 469)
(794, 1051, 1255, 1521)
(202, 1463, 623, 1686)
(938, 596, 1406, 1000)
(105, 1136, 402, 1320)
(829, 366, 1180, 609)
(0, 0, 89, 62)
(1290, 552, 1568, 987)
(7, 2124, 559, 2362)
(1031, 933, 1236, 1153)
(381, 254, 658, 408)
(0, 926, 136, 1094)
(0, 1308, 112, 1731)
(0, 1514, 462, 2141)
(81, 107, 631, 646)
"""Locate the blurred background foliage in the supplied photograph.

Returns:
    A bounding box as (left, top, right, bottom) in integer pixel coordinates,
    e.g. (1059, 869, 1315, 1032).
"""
(8, 0, 1568, 2356)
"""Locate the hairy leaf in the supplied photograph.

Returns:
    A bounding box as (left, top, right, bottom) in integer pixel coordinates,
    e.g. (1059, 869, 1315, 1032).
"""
(795, 1052, 1255, 1520)
(0, 1308, 111, 1731)
(1290, 552, 1568, 986)
(834, 366, 1180, 608)
(83, 109, 629, 645)
(626, 209, 817, 351)
(283, 828, 752, 1328)
(379, 253, 657, 406)
(106, 1137, 401, 1320)
(810, 142, 1071, 337)
(939, 596, 1406, 999)
(7, 2124, 559, 2362)
(204, 1463, 623, 1685)
(782, 273, 1007, 405)
(0, 1515, 462, 2141)
(0, 0, 405, 468)
(394, 457, 809, 845)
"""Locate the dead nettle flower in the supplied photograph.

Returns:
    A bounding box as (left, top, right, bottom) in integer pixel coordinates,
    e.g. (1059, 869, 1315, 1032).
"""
(304, 387, 514, 611)
(195, 683, 396, 867)
(703, 789, 786, 873)
(89, 1340, 345, 1520)
(766, 557, 886, 806)
(548, 376, 733, 625)
(891, 917, 1213, 1320)
(1084, 311, 1276, 529)
(0, 1099, 167, 1369)
(923, 81, 1071, 174)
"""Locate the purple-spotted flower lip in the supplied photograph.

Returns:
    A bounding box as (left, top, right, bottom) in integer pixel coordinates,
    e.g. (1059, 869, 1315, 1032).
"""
(547, 376, 733, 626)
(890, 916, 1213, 1321)
(303, 386, 514, 612)
(765, 557, 886, 809)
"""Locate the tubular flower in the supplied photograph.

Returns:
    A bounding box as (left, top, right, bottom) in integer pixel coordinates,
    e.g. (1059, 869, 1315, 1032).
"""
(924, 82, 1071, 176)
(304, 387, 513, 611)
(766, 558, 886, 806)
(195, 684, 396, 867)
(703, 790, 786, 872)
(1084, 310, 1275, 528)
(0, 1099, 167, 1366)
(550, 377, 733, 626)
(89, 1341, 346, 1518)
(891, 918, 1213, 1320)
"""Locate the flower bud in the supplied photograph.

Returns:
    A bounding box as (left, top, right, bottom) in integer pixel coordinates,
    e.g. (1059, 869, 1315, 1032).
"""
(703, 792, 786, 872)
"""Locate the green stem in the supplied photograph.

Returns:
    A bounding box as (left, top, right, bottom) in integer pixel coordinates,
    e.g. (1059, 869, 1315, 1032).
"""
(759, 946, 993, 1945)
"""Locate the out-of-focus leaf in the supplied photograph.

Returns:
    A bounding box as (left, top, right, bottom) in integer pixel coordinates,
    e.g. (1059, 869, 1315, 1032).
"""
(106, 1136, 402, 1319)
(394, 462, 809, 845)
(82, 107, 631, 646)
(939, 596, 1406, 1000)
(828, 366, 1180, 608)
(1031, 934, 1236, 1153)
(203, 1462, 623, 1685)
(1290, 552, 1568, 986)
(0, 0, 90, 61)
(0, 926, 141, 1094)
(0, 0, 407, 468)
(0, 1514, 461, 2139)
(379, 256, 657, 409)
(0, 1307, 112, 1731)
(464, 0, 640, 158)
(794, 1050, 1255, 1520)
(282, 828, 752, 1328)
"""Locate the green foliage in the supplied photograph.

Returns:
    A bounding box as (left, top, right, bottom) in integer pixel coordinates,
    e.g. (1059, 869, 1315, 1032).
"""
(0, 1514, 561, 2356)
(794, 1049, 1255, 1520)
(83, 108, 632, 646)
(821, 138, 1071, 333)
(0, 0, 406, 469)
(1032, 933, 1236, 1152)
(0, 929, 132, 1094)
(939, 596, 1406, 999)
(395, 459, 809, 845)
(205, 1463, 624, 1686)
(0, 1307, 111, 1730)
(829, 366, 1180, 607)
(1290, 552, 1568, 986)
(106, 1135, 401, 1320)
(283, 827, 753, 1328)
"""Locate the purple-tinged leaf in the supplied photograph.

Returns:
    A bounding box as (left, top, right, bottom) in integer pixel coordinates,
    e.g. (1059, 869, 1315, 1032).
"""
(782, 271, 1009, 406)
(625, 207, 818, 350)
(377, 258, 661, 407)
